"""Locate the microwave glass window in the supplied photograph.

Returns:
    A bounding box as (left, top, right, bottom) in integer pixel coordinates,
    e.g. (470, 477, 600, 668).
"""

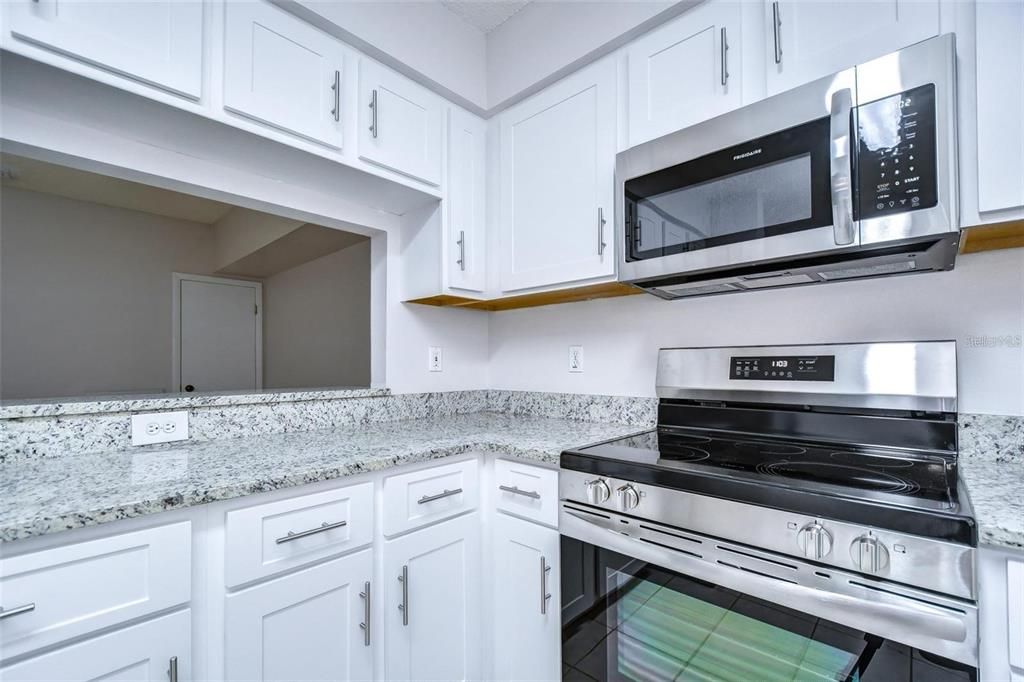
(634, 154, 812, 254)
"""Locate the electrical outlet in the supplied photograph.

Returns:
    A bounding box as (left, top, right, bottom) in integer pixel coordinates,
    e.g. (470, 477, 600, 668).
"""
(131, 411, 189, 446)
(428, 346, 443, 372)
(569, 345, 584, 373)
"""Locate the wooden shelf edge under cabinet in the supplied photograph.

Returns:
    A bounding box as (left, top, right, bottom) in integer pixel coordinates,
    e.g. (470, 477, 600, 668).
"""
(404, 282, 643, 312)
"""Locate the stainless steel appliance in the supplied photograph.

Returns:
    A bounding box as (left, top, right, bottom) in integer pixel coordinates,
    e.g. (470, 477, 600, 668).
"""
(616, 35, 960, 299)
(559, 341, 977, 681)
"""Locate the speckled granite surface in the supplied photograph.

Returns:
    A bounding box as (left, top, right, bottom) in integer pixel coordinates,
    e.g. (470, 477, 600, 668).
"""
(958, 414, 1024, 550)
(0, 412, 644, 542)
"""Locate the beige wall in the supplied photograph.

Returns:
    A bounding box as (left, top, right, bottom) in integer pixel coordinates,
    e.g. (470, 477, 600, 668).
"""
(263, 240, 371, 389)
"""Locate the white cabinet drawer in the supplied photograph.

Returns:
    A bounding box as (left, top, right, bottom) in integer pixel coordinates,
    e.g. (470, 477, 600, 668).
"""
(0, 609, 191, 682)
(225, 482, 374, 588)
(494, 459, 558, 528)
(1010, 560, 1024, 675)
(383, 459, 479, 536)
(0, 521, 191, 660)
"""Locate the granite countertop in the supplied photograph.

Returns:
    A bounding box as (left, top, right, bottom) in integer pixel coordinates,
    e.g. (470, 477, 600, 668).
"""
(0, 412, 643, 543)
(960, 458, 1024, 550)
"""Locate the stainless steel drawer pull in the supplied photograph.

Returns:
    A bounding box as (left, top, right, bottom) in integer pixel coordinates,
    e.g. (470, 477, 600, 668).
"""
(418, 488, 463, 504)
(499, 484, 541, 500)
(456, 230, 466, 271)
(540, 556, 552, 615)
(720, 27, 729, 86)
(369, 88, 379, 138)
(359, 581, 371, 646)
(0, 603, 35, 620)
(275, 519, 347, 544)
(772, 2, 782, 65)
(398, 565, 409, 626)
(331, 70, 340, 122)
(168, 656, 178, 682)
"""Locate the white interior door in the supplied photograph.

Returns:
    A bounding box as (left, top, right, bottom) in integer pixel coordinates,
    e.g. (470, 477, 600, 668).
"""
(177, 275, 261, 393)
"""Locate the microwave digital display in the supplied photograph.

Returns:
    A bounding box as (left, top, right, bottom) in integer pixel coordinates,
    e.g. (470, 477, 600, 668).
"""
(854, 84, 938, 220)
(729, 355, 836, 381)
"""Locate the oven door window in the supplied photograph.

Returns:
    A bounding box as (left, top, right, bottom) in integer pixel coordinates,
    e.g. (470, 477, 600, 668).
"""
(624, 118, 833, 261)
(561, 539, 975, 682)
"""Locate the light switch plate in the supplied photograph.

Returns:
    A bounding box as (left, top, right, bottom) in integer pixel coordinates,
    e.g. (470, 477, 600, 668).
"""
(131, 411, 189, 446)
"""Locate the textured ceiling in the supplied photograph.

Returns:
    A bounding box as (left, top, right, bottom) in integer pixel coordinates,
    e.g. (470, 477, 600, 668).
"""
(440, 0, 532, 33)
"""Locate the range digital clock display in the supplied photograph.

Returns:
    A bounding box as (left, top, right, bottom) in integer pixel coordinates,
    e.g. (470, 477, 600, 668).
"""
(729, 355, 836, 382)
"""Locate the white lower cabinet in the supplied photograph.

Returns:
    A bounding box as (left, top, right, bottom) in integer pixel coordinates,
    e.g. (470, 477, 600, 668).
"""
(224, 548, 374, 681)
(0, 609, 191, 682)
(383, 512, 481, 681)
(492, 513, 561, 681)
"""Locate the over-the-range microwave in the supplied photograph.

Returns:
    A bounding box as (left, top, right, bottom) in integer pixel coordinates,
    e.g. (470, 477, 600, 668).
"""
(616, 34, 959, 299)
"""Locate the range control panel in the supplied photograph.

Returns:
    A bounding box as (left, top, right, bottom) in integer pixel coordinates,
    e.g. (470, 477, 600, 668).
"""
(854, 83, 938, 220)
(729, 355, 836, 381)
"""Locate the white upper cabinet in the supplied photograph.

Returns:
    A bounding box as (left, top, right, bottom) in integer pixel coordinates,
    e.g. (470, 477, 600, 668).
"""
(498, 58, 617, 293)
(359, 60, 444, 186)
(974, 0, 1024, 215)
(382, 513, 481, 681)
(492, 514, 561, 682)
(447, 108, 488, 293)
(764, 0, 940, 96)
(628, 0, 744, 146)
(4, 0, 202, 99)
(223, 0, 346, 149)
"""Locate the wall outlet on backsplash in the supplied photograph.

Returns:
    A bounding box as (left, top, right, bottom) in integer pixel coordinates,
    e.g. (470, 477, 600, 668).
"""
(131, 411, 189, 446)
(569, 345, 584, 373)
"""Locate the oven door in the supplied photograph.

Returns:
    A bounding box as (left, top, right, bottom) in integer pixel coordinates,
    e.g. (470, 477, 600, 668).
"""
(559, 505, 978, 681)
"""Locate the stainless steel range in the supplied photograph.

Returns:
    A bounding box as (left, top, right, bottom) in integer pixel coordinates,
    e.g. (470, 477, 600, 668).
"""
(559, 341, 977, 681)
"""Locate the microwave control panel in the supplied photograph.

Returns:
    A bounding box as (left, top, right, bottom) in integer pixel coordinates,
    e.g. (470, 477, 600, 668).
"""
(854, 84, 938, 220)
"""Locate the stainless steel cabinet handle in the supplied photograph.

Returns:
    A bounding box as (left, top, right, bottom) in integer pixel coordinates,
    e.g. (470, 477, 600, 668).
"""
(418, 487, 462, 504)
(829, 88, 856, 246)
(499, 484, 540, 500)
(368, 89, 378, 139)
(0, 603, 35, 620)
(275, 519, 347, 544)
(331, 70, 340, 122)
(456, 230, 466, 271)
(540, 556, 552, 615)
(720, 27, 729, 86)
(772, 2, 782, 65)
(398, 565, 409, 626)
(168, 656, 178, 682)
(359, 581, 371, 646)
(597, 207, 607, 256)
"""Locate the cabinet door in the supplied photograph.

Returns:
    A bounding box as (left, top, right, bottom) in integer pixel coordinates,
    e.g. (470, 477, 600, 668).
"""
(383, 513, 481, 681)
(628, 0, 743, 146)
(499, 58, 617, 292)
(975, 0, 1024, 214)
(5, 0, 202, 99)
(359, 60, 443, 186)
(223, 0, 345, 149)
(764, 0, 940, 96)
(225, 550, 373, 682)
(0, 610, 190, 682)
(492, 514, 561, 682)
(446, 108, 487, 293)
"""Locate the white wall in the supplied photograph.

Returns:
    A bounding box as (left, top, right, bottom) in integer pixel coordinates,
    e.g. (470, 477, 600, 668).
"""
(488, 249, 1024, 416)
(263, 240, 372, 389)
(0, 187, 219, 399)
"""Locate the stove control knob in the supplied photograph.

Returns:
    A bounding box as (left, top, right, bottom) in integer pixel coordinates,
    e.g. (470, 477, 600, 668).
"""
(850, 534, 890, 574)
(797, 522, 833, 560)
(617, 484, 641, 511)
(585, 479, 611, 505)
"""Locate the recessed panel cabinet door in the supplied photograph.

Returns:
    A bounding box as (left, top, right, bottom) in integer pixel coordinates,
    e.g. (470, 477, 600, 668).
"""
(383, 513, 481, 681)
(492, 514, 561, 681)
(0, 610, 191, 682)
(5, 0, 202, 99)
(359, 60, 443, 186)
(499, 58, 617, 292)
(225, 550, 374, 682)
(223, 0, 345, 149)
(628, 0, 743, 146)
(447, 108, 487, 293)
(764, 0, 940, 96)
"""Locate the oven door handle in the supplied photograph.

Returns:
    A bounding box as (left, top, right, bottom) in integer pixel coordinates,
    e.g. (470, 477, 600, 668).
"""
(561, 507, 971, 653)
(830, 87, 856, 246)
